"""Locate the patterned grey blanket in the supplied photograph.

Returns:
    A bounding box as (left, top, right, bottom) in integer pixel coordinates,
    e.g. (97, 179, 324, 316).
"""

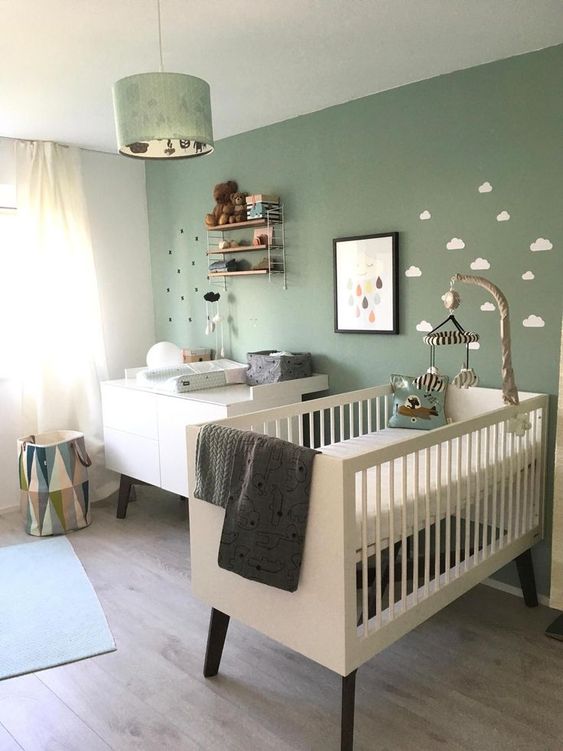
(194, 423, 317, 592)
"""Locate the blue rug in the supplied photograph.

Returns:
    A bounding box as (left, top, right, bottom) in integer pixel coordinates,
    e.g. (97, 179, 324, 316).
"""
(0, 537, 115, 680)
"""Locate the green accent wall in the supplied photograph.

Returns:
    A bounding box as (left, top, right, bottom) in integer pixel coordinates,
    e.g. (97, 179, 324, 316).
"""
(146, 45, 562, 595)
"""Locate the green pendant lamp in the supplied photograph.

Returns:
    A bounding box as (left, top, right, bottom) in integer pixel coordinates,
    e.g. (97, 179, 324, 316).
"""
(112, 0, 214, 160)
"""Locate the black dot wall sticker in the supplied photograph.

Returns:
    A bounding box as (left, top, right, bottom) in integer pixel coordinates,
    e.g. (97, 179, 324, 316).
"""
(169, 250, 172, 255)
(166, 287, 170, 293)
(177, 269, 181, 274)
(180, 228, 184, 234)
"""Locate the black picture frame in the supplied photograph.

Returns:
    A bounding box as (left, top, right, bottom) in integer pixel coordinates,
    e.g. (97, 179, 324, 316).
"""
(333, 232, 399, 334)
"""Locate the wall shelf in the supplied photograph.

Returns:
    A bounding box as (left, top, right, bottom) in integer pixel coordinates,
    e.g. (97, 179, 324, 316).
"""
(206, 203, 286, 289)
(208, 269, 269, 278)
(206, 244, 267, 255)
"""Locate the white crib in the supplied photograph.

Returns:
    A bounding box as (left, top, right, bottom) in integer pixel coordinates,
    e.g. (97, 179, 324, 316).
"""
(186, 384, 548, 750)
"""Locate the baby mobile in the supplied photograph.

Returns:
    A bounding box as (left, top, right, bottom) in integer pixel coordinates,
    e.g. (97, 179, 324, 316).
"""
(203, 291, 225, 357)
(415, 273, 520, 407)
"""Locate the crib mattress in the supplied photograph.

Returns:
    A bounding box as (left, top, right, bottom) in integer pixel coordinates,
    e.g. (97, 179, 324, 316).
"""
(321, 427, 536, 554)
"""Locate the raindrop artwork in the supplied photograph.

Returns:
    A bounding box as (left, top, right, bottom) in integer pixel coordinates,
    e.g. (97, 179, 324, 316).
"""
(334, 233, 398, 333)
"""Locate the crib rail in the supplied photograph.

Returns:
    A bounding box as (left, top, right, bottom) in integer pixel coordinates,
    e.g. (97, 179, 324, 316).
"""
(227, 384, 392, 447)
(348, 393, 548, 662)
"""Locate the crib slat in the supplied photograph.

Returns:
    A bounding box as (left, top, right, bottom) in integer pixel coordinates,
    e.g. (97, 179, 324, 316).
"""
(499, 423, 507, 548)
(424, 448, 431, 597)
(483, 426, 490, 560)
(298, 415, 304, 446)
(330, 407, 336, 445)
(401, 456, 407, 610)
(413, 451, 420, 604)
(455, 436, 462, 575)
(508, 432, 515, 543)
(530, 410, 540, 527)
(340, 405, 345, 441)
(367, 399, 373, 433)
(522, 426, 529, 533)
(491, 422, 499, 554)
(473, 429, 481, 563)
(465, 432, 472, 570)
(308, 412, 315, 449)
(275, 419, 281, 439)
(434, 443, 442, 592)
(445, 439, 452, 584)
(389, 460, 395, 619)
(376, 399, 381, 432)
(375, 464, 382, 628)
(349, 403, 354, 439)
(359, 401, 364, 436)
(515, 433, 522, 538)
(287, 416, 294, 444)
(361, 470, 369, 637)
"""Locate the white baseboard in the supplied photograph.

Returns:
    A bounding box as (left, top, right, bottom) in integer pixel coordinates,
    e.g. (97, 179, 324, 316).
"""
(482, 577, 549, 607)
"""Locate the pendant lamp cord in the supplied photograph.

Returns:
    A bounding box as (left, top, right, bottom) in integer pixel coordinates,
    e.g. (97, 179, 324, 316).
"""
(157, 0, 164, 72)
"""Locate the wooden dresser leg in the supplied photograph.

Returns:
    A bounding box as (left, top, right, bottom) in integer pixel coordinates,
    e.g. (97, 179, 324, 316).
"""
(203, 608, 230, 678)
(116, 474, 134, 519)
(341, 669, 357, 751)
(515, 549, 539, 607)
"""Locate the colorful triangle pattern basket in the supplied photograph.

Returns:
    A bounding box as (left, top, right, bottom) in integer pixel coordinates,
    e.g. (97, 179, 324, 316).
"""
(17, 430, 92, 537)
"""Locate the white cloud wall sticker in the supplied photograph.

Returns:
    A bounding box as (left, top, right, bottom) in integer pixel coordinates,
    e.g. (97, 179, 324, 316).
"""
(522, 271, 535, 280)
(496, 210, 510, 222)
(468, 342, 481, 350)
(416, 320, 433, 332)
(419, 210, 431, 220)
(478, 181, 493, 193)
(480, 302, 496, 311)
(530, 237, 553, 252)
(405, 265, 422, 277)
(447, 237, 465, 250)
(523, 315, 545, 328)
(470, 257, 490, 270)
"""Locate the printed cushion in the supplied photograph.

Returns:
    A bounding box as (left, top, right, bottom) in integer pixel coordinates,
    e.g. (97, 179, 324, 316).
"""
(388, 373, 448, 431)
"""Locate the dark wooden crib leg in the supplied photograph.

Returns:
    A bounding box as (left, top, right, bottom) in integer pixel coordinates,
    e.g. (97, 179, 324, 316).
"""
(116, 474, 134, 519)
(341, 670, 358, 751)
(203, 608, 230, 677)
(515, 549, 538, 607)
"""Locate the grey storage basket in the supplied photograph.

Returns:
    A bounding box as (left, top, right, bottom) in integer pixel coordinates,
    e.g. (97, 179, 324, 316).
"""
(246, 351, 313, 385)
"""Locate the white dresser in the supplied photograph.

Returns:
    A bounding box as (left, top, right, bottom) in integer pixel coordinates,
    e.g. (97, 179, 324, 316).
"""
(101, 374, 329, 516)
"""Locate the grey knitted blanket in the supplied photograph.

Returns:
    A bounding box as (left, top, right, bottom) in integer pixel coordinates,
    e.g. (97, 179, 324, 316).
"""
(194, 424, 317, 592)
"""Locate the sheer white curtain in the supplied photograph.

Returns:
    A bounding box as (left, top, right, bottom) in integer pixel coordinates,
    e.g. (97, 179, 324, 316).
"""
(15, 141, 116, 500)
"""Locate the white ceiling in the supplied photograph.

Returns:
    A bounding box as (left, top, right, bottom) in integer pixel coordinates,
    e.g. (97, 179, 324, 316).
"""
(2, 0, 563, 154)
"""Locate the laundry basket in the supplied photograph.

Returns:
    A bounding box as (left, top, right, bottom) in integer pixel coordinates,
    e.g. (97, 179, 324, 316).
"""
(17, 430, 92, 536)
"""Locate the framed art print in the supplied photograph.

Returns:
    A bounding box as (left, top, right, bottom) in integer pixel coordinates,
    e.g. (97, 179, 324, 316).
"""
(333, 232, 399, 334)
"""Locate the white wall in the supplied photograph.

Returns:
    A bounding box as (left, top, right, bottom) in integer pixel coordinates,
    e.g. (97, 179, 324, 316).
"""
(0, 147, 155, 511)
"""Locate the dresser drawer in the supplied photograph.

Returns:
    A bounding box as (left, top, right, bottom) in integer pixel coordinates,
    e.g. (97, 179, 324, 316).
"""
(104, 427, 160, 486)
(101, 385, 158, 439)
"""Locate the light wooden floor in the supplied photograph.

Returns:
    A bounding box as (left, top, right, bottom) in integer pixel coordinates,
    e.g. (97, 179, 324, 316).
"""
(1, 488, 562, 751)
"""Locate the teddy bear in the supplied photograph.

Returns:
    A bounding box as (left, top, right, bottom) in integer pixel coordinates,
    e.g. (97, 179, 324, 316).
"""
(229, 191, 248, 223)
(204, 180, 238, 227)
